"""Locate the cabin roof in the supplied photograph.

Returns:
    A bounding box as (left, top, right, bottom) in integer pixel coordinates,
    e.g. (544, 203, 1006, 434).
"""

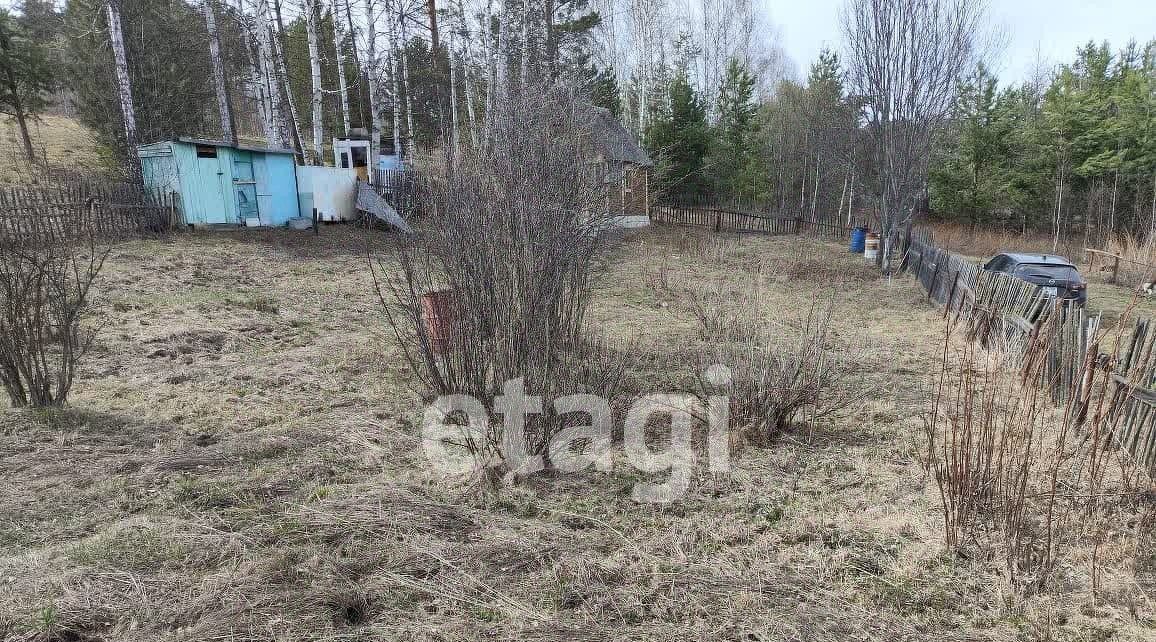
(586, 107, 652, 167)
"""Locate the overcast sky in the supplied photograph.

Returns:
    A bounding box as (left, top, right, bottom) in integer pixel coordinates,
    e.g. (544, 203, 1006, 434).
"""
(771, 0, 1156, 84)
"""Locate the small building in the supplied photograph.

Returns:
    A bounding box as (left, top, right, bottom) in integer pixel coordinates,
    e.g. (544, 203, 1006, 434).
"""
(333, 135, 371, 182)
(586, 107, 652, 228)
(138, 138, 299, 227)
(334, 131, 403, 184)
(297, 165, 359, 222)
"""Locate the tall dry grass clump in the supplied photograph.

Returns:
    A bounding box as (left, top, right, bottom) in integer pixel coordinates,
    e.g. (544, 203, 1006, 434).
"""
(376, 84, 626, 480)
(1102, 234, 1156, 287)
(0, 231, 107, 407)
(926, 221, 1082, 260)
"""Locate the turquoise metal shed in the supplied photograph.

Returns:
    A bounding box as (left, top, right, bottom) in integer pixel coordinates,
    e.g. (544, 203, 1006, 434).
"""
(137, 138, 299, 227)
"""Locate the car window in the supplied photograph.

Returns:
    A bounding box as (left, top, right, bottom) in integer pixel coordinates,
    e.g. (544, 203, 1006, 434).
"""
(986, 256, 1007, 271)
(1012, 263, 1079, 281)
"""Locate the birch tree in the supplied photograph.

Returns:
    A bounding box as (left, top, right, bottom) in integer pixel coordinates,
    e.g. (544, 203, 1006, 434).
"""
(841, 0, 990, 271)
(453, 0, 477, 145)
(254, 0, 286, 146)
(304, 0, 325, 163)
(104, 0, 137, 152)
(331, 0, 351, 135)
(397, 2, 416, 157)
(364, 0, 384, 167)
(202, 0, 237, 145)
(272, 0, 307, 161)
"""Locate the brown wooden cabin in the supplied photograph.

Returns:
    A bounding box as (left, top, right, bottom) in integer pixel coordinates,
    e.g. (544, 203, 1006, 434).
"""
(585, 107, 653, 227)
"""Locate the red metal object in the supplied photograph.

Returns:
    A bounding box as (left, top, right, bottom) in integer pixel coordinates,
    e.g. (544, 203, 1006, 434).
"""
(420, 289, 455, 353)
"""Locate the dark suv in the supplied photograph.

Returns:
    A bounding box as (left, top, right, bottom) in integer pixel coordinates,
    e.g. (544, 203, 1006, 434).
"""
(981, 253, 1087, 304)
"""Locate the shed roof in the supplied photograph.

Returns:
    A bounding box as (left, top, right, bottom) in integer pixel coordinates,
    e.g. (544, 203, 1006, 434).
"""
(137, 137, 297, 156)
(586, 107, 652, 166)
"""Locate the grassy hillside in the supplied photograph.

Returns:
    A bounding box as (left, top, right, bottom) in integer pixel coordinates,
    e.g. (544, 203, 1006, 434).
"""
(0, 115, 106, 184)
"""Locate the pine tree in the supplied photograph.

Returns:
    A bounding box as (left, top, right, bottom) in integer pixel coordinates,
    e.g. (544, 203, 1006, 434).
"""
(0, 8, 54, 164)
(930, 64, 1008, 225)
(708, 58, 759, 199)
(646, 69, 709, 200)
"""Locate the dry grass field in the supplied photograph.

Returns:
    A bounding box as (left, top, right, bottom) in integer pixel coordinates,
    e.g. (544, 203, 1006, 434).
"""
(1, 224, 1154, 641)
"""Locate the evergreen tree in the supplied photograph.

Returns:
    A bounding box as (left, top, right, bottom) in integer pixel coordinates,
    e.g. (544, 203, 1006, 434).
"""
(930, 64, 1009, 225)
(64, 0, 218, 164)
(0, 8, 54, 164)
(646, 69, 709, 200)
(586, 65, 621, 117)
(708, 58, 760, 199)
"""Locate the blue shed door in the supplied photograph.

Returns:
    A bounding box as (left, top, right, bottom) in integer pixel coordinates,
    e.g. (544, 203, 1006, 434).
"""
(192, 144, 231, 224)
(232, 151, 259, 223)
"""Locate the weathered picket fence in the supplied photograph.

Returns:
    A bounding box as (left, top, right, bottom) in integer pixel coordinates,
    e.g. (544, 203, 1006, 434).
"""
(1107, 319, 1156, 476)
(0, 181, 179, 243)
(902, 229, 1156, 477)
(651, 201, 868, 239)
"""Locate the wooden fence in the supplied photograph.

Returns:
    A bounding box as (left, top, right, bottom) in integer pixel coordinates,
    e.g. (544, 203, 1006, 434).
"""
(651, 202, 866, 239)
(1107, 319, 1156, 477)
(902, 229, 1156, 477)
(0, 181, 179, 244)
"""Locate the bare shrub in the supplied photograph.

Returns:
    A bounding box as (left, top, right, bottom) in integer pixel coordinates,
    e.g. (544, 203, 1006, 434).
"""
(0, 233, 108, 407)
(695, 297, 869, 445)
(926, 311, 1153, 594)
(375, 84, 618, 479)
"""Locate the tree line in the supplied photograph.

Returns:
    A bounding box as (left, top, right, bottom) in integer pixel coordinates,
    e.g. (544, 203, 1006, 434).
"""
(2, 0, 1153, 254)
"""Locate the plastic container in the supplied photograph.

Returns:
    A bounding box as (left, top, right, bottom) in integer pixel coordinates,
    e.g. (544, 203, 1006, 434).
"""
(420, 290, 456, 354)
(864, 233, 880, 263)
(849, 227, 868, 253)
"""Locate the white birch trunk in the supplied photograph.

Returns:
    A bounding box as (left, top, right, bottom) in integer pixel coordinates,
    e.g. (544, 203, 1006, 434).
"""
(496, 0, 508, 100)
(399, 11, 416, 158)
(449, 36, 459, 154)
(364, 0, 383, 173)
(847, 171, 856, 225)
(386, 7, 401, 158)
(837, 172, 848, 226)
(202, 0, 236, 145)
(105, 1, 137, 150)
(331, 0, 351, 136)
(484, 0, 496, 143)
(810, 153, 820, 222)
(519, 0, 529, 87)
(272, 0, 307, 162)
(255, 0, 284, 146)
(455, 0, 478, 146)
(305, 0, 325, 164)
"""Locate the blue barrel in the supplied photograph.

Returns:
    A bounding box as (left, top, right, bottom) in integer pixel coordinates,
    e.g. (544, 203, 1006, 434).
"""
(850, 227, 868, 253)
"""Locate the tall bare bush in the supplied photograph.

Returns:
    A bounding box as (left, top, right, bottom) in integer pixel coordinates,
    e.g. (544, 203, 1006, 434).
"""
(926, 310, 1151, 594)
(697, 297, 868, 444)
(840, 0, 994, 272)
(0, 233, 108, 408)
(376, 84, 620, 478)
